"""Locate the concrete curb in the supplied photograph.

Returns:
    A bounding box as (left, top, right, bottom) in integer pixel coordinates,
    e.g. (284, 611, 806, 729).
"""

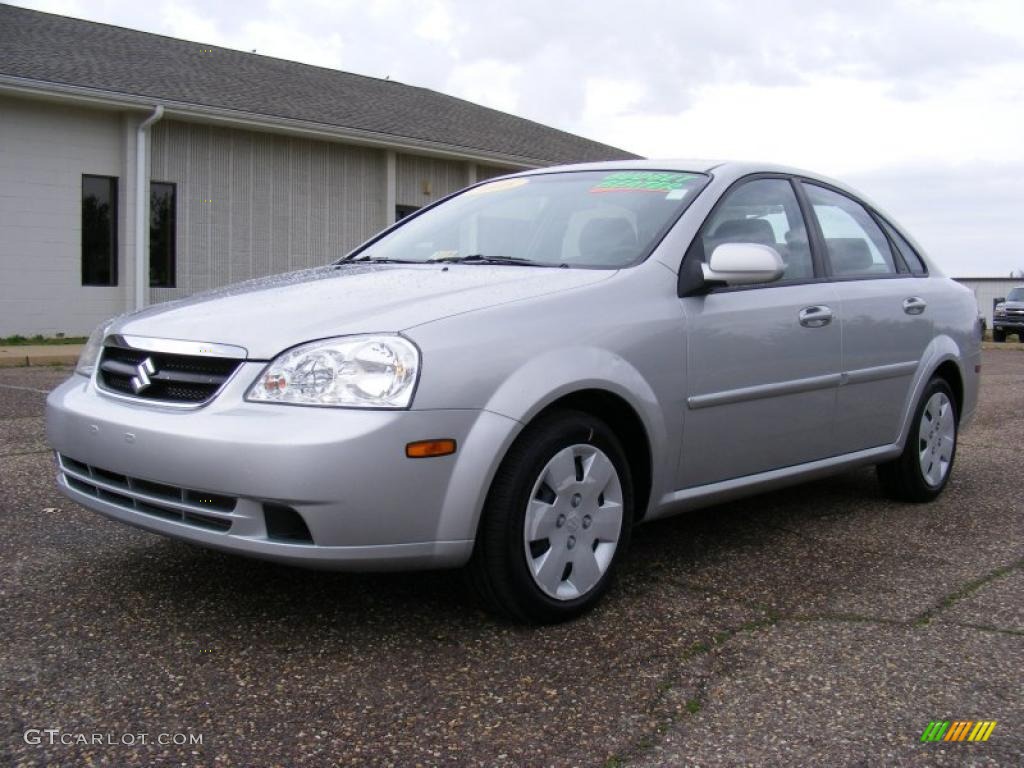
(0, 345, 82, 368)
(981, 341, 1024, 351)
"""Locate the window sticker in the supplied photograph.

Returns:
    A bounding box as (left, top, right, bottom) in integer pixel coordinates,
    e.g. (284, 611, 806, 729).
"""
(665, 188, 689, 200)
(465, 178, 529, 196)
(591, 171, 698, 194)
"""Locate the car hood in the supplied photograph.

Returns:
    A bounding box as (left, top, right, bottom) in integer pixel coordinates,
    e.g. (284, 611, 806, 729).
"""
(114, 263, 613, 359)
(998, 300, 1024, 310)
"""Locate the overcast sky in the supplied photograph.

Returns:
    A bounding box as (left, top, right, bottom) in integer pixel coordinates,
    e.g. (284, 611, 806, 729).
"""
(13, 0, 1024, 276)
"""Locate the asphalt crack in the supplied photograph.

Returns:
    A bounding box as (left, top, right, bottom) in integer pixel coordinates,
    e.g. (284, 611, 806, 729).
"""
(913, 556, 1024, 627)
(608, 614, 780, 767)
(0, 383, 50, 394)
(613, 557, 1024, 765)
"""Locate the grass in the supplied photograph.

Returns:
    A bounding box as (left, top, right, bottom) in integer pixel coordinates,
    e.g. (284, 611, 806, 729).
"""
(0, 334, 87, 346)
(983, 328, 1024, 342)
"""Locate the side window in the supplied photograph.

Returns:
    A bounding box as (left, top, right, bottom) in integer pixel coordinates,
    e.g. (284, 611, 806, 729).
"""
(700, 178, 814, 282)
(878, 218, 928, 275)
(804, 184, 897, 277)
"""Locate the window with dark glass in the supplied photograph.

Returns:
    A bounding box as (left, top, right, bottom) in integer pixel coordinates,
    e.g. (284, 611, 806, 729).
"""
(150, 182, 176, 287)
(396, 204, 420, 221)
(81, 175, 118, 286)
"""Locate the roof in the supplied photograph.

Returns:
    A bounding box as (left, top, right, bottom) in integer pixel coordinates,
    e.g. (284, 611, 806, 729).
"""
(0, 5, 639, 167)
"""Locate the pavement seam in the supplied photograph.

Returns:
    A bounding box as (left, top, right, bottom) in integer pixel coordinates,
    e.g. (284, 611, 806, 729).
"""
(0, 449, 51, 458)
(913, 556, 1024, 627)
(608, 614, 781, 767)
(0, 383, 50, 394)
(614, 559, 1024, 766)
(942, 620, 1024, 637)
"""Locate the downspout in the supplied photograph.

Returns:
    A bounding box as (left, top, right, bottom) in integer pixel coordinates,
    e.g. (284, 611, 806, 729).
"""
(134, 105, 164, 311)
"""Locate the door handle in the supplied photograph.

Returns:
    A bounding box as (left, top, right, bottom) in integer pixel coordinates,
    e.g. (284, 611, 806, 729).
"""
(799, 305, 833, 328)
(903, 296, 927, 315)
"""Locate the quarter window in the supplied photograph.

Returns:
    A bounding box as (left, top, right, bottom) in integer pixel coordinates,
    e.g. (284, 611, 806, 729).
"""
(150, 182, 176, 288)
(698, 178, 814, 282)
(878, 218, 927, 275)
(82, 175, 118, 286)
(804, 184, 896, 277)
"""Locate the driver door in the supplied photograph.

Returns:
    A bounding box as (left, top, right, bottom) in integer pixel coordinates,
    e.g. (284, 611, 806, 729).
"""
(677, 177, 842, 488)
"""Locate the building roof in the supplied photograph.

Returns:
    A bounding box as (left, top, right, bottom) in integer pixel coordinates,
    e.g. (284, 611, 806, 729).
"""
(0, 5, 639, 167)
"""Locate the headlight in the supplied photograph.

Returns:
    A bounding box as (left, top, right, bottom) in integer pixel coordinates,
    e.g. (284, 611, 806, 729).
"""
(75, 317, 117, 377)
(246, 335, 420, 408)
(994, 303, 1006, 316)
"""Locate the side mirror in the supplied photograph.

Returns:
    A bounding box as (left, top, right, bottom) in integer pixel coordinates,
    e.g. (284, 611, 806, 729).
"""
(702, 243, 784, 286)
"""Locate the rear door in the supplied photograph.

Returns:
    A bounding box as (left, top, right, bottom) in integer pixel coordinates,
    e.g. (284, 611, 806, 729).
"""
(678, 176, 842, 488)
(800, 182, 933, 453)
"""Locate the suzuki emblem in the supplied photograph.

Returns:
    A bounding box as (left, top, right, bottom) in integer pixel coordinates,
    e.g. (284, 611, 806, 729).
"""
(130, 357, 156, 394)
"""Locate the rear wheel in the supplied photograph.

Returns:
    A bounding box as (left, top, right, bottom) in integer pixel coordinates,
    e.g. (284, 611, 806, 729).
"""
(877, 377, 958, 502)
(466, 410, 633, 623)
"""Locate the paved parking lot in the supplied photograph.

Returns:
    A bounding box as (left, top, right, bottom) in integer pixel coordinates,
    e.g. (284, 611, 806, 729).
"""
(2, 352, 1022, 767)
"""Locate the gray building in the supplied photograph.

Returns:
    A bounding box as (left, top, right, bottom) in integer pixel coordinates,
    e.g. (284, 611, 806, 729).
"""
(0, 6, 637, 336)
(953, 277, 1024, 325)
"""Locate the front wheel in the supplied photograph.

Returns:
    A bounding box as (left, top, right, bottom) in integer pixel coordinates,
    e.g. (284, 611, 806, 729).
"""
(466, 410, 633, 623)
(877, 377, 958, 502)
(993, 328, 1006, 342)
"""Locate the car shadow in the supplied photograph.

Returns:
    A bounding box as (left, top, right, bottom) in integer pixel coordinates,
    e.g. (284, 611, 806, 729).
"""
(90, 467, 881, 635)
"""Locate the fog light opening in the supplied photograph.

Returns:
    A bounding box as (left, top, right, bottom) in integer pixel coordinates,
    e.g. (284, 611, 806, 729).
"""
(263, 504, 314, 544)
(405, 439, 457, 458)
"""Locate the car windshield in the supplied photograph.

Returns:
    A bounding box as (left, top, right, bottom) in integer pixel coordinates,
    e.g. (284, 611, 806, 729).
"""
(344, 170, 708, 268)
(1007, 287, 1024, 302)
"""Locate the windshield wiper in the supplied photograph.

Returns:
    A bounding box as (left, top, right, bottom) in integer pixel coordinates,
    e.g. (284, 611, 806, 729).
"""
(430, 254, 557, 267)
(343, 254, 421, 264)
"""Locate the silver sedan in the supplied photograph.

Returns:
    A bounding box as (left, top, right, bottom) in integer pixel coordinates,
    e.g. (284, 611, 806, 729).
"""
(47, 161, 981, 622)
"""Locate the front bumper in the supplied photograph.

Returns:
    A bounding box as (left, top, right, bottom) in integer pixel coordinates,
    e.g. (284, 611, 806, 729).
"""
(46, 366, 519, 570)
(993, 316, 1024, 332)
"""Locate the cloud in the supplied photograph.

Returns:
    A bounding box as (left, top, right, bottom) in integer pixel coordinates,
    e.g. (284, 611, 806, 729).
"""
(7, 0, 1024, 274)
(847, 161, 1024, 277)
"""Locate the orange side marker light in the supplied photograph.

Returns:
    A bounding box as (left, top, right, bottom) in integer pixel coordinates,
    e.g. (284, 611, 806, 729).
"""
(406, 439, 457, 458)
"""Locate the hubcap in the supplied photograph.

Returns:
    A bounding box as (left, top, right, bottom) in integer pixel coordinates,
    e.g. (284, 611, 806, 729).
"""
(918, 392, 955, 487)
(523, 444, 623, 601)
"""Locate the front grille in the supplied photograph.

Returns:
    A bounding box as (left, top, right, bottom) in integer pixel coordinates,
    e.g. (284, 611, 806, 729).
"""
(58, 454, 236, 532)
(97, 346, 241, 405)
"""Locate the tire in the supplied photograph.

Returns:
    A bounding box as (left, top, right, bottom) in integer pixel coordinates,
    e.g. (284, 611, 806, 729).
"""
(466, 409, 634, 624)
(993, 329, 1006, 342)
(876, 377, 958, 503)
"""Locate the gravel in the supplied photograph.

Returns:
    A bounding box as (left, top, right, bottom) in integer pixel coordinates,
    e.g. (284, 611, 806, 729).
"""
(2, 353, 1021, 767)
